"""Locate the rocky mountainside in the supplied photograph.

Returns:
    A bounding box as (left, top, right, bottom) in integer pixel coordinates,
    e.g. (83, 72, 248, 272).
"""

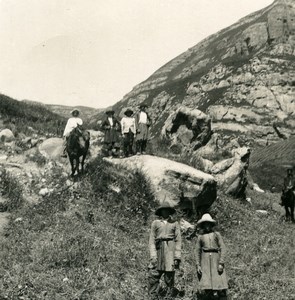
(100, 0, 295, 148)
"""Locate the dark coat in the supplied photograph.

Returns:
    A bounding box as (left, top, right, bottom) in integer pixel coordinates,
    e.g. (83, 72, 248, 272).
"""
(101, 117, 121, 144)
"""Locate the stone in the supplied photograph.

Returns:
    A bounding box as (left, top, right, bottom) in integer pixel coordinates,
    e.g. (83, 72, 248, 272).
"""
(0, 129, 15, 143)
(104, 155, 217, 214)
(39, 188, 50, 197)
(162, 107, 212, 151)
(213, 147, 251, 198)
(38, 138, 63, 160)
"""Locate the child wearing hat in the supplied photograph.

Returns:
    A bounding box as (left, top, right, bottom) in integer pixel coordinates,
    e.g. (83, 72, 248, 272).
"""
(61, 109, 83, 157)
(148, 204, 182, 300)
(120, 108, 136, 157)
(195, 213, 228, 300)
(101, 110, 121, 157)
(135, 103, 151, 155)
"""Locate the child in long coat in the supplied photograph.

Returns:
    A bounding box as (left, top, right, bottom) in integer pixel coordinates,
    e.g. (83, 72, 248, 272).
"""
(148, 204, 182, 300)
(195, 213, 228, 300)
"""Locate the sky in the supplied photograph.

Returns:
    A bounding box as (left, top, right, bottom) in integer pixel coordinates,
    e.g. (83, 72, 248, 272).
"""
(0, 0, 273, 109)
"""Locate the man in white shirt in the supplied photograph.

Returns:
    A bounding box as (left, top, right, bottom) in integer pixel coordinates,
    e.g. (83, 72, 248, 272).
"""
(61, 109, 83, 157)
(135, 103, 151, 155)
(121, 108, 136, 157)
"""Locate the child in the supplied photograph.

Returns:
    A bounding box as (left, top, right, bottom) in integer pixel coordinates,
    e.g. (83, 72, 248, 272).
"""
(195, 213, 228, 300)
(148, 204, 182, 300)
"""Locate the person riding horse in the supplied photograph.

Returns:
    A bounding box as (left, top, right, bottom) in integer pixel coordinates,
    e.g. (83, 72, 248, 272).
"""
(61, 109, 83, 158)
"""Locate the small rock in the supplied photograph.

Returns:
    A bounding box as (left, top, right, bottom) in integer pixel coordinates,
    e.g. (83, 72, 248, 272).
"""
(253, 183, 264, 193)
(63, 277, 69, 282)
(39, 188, 50, 196)
(14, 217, 23, 222)
(246, 197, 252, 204)
(256, 210, 268, 215)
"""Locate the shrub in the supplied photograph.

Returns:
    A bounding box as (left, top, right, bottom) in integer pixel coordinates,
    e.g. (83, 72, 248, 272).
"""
(0, 168, 24, 211)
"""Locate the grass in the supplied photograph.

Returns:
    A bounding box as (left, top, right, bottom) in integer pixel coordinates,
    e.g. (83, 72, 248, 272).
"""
(0, 157, 294, 299)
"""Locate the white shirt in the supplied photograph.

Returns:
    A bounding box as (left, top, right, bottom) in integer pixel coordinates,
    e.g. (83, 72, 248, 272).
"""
(108, 117, 114, 127)
(63, 117, 83, 137)
(121, 117, 136, 134)
(138, 111, 148, 124)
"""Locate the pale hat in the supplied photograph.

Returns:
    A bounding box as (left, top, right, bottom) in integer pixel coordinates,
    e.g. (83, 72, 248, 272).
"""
(196, 213, 216, 226)
(71, 109, 80, 115)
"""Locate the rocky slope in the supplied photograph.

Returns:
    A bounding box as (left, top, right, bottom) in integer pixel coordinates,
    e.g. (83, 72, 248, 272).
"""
(98, 0, 295, 148)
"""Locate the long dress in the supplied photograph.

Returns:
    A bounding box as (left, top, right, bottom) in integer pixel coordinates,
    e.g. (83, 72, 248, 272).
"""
(196, 231, 228, 290)
(149, 219, 181, 271)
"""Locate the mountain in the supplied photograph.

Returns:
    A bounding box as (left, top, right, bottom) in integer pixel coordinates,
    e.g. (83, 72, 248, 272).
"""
(97, 0, 295, 148)
(47, 104, 101, 123)
(0, 94, 66, 136)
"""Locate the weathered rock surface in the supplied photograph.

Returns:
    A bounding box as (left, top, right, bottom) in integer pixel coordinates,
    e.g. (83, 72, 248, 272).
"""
(211, 147, 251, 198)
(95, 0, 295, 148)
(38, 138, 63, 160)
(162, 107, 212, 151)
(104, 155, 217, 214)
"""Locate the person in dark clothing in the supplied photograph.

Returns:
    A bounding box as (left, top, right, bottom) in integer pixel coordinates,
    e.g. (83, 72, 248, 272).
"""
(101, 110, 121, 157)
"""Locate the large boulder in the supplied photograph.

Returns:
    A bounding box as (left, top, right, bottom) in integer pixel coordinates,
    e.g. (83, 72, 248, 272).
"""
(162, 107, 212, 151)
(211, 147, 251, 198)
(0, 129, 15, 143)
(38, 138, 63, 159)
(105, 155, 217, 215)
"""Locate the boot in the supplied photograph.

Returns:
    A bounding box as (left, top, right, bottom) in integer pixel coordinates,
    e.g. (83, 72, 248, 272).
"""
(136, 141, 142, 155)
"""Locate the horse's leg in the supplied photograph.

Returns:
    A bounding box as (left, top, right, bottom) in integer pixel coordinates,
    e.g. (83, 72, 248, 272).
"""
(291, 198, 295, 223)
(80, 154, 86, 174)
(285, 205, 290, 222)
(69, 156, 75, 177)
(76, 157, 80, 175)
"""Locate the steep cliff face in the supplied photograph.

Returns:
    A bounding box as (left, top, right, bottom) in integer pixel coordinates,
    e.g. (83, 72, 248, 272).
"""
(101, 0, 295, 147)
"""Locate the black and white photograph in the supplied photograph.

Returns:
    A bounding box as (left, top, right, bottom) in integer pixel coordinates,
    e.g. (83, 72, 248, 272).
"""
(0, 0, 294, 299)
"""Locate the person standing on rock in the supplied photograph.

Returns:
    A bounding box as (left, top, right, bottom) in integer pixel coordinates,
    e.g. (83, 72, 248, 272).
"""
(61, 109, 83, 157)
(120, 108, 136, 157)
(148, 204, 182, 300)
(195, 213, 228, 300)
(101, 109, 121, 157)
(135, 103, 151, 155)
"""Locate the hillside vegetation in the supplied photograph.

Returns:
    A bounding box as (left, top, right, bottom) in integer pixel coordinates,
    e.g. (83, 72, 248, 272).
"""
(0, 156, 294, 299)
(0, 94, 66, 136)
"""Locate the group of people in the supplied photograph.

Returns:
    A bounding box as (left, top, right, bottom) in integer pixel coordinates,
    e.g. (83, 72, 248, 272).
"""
(149, 205, 228, 300)
(101, 103, 151, 158)
(60, 103, 151, 158)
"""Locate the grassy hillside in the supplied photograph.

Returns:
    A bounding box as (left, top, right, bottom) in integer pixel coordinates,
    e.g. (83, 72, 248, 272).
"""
(0, 157, 294, 299)
(249, 137, 295, 191)
(0, 94, 66, 136)
(47, 104, 101, 124)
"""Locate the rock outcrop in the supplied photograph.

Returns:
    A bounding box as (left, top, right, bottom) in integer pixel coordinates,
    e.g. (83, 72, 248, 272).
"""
(104, 155, 217, 214)
(38, 138, 64, 160)
(161, 107, 212, 151)
(211, 147, 251, 198)
(95, 0, 295, 148)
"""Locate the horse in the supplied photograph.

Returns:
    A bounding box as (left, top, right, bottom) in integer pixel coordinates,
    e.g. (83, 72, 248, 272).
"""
(66, 126, 90, 177)
(281, 188, 295, 223)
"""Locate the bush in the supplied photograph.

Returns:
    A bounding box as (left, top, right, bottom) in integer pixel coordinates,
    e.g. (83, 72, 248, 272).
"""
(0, 168, 24, 211)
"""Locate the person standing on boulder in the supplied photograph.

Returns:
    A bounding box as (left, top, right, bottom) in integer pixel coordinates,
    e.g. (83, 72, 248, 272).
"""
(135, 103, 151, 155)
(61, 109, 83, 157)
(195, 213, 228, 300)
(120, 108, 136, 157)
(101, 109, 121, 157)
(148, 204, 182, 300)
